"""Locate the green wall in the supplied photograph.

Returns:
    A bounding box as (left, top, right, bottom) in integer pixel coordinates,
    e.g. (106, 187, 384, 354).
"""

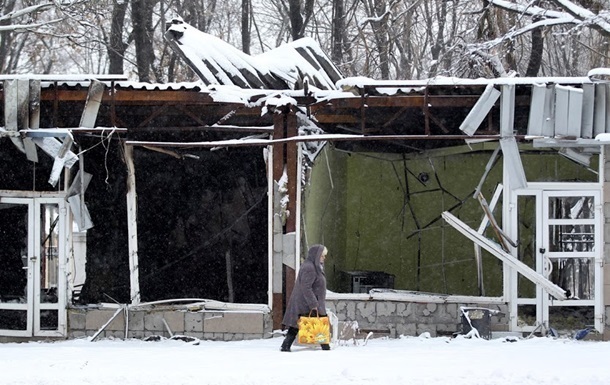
(302, 143, 598, 296)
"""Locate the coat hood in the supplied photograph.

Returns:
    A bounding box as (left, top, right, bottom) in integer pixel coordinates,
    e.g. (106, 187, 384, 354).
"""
(306, 244, 326, 274)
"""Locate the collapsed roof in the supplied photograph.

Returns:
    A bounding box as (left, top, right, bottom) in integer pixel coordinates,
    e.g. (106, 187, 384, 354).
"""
(164, 17, 343, 91)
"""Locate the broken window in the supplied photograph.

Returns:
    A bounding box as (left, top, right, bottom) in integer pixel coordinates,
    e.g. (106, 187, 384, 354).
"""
(134, 147, 268, 303)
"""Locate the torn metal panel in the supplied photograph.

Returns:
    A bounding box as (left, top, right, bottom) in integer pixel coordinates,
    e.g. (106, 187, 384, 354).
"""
(24, 79, 40, 164)
(4, 80, 25, 153)
(558, 147, 592, 166)
(67, 194, 93, 231)
(17, 79, 29, 130)
(527, 84, 555, 137)
(593, 84, 607, 136)
(552, 85, 582, 138)
(79, 80, 105, 128)
(57, 133, 74, 159)
(32, 137, 78, 187)
(500, 84, 515, 137)
(282, 232, 296, 269)
(23, 138, 38, 162)
(568, 87, 583, 137)
(500, 137, 527, 189)
(31, 137, 78, 167)
(442, 211, 566, 300)
(581, 83, 595, 139)
(554, 86, 570, 137)
(459, 84, 501, 136)
(67, 170, 93, 231)
(29, 79, 41, 129)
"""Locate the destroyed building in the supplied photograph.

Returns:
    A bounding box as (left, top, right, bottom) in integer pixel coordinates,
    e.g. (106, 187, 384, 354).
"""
(0, 19, 609, 341)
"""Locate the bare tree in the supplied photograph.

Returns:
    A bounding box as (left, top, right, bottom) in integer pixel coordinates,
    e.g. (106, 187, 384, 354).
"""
(109, 0, 129, 75)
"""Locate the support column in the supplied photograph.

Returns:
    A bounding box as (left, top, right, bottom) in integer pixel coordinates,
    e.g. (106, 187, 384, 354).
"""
(124, 144, 141, 305)
(271, 105, 299, 330)
(284, 109, 298, 311)
(602, 145, 610, 339)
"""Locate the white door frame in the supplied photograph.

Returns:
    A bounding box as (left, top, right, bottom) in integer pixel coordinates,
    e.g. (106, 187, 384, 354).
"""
(509, 184, 603, 333)
(0, 196, 68, 337)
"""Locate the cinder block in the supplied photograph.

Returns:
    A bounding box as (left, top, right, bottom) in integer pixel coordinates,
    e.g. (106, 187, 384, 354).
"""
(242, 333, 264, 340)
(69, 331, 87, 339)
(127, 310, 144, 332)
(203, 312, 264, 334)
(162, 311, 185, 334)
(106, 331, 125, 339)
(129, 330, 145, 339)
(144, 312, 165, 332)
(187, 331, 204, 339)
(203, 332, 223, 341)
(85, 309, 125, 331)
(68, 310, 86, 330)
(185, 312, 204, 332)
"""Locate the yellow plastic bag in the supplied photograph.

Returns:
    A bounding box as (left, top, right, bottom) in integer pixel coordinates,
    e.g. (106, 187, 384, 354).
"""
(297, 311, 330, 345)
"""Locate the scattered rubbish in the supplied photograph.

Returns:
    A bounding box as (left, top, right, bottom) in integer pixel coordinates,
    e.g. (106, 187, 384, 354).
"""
(143, 334, 200, 345)
(574, 328, 592, 340)
(460, 307, 494, 340)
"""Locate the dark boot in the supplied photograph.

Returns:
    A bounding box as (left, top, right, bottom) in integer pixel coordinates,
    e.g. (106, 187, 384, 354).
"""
(321, 344, 330, 350)
(280, 327, 298, 352)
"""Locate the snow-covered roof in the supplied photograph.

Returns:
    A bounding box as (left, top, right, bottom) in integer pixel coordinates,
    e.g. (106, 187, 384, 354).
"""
(164, 17, 343, 91)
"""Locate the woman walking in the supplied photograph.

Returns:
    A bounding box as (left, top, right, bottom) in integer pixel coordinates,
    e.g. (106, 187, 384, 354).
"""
(280, 244, 330, 352)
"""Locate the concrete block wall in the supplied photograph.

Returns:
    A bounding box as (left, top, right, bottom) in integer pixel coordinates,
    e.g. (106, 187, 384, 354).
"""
(326, 299, 509, 338)
(68, 308, 274, 341)
(67, 300, 509, 341)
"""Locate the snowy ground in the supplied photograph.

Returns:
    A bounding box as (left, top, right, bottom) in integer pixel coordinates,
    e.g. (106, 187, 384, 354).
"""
(1, 334, 610, 385)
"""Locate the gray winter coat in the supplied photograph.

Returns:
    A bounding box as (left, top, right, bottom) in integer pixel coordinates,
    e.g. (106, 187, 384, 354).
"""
(282, 244, 327, 329)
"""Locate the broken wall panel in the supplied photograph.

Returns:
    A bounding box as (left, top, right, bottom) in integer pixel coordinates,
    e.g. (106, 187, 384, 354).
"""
(581, 84, 595, 139)
(459, 84, 501, 136)
(77, 135, 130, 304)
(554, 85, 583, 138)
(593, 84, 607, 137)
(133, 145, 268, 303)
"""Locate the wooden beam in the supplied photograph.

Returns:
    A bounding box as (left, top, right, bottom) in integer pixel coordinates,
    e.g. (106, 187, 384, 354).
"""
(37, 89, 216, 104)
